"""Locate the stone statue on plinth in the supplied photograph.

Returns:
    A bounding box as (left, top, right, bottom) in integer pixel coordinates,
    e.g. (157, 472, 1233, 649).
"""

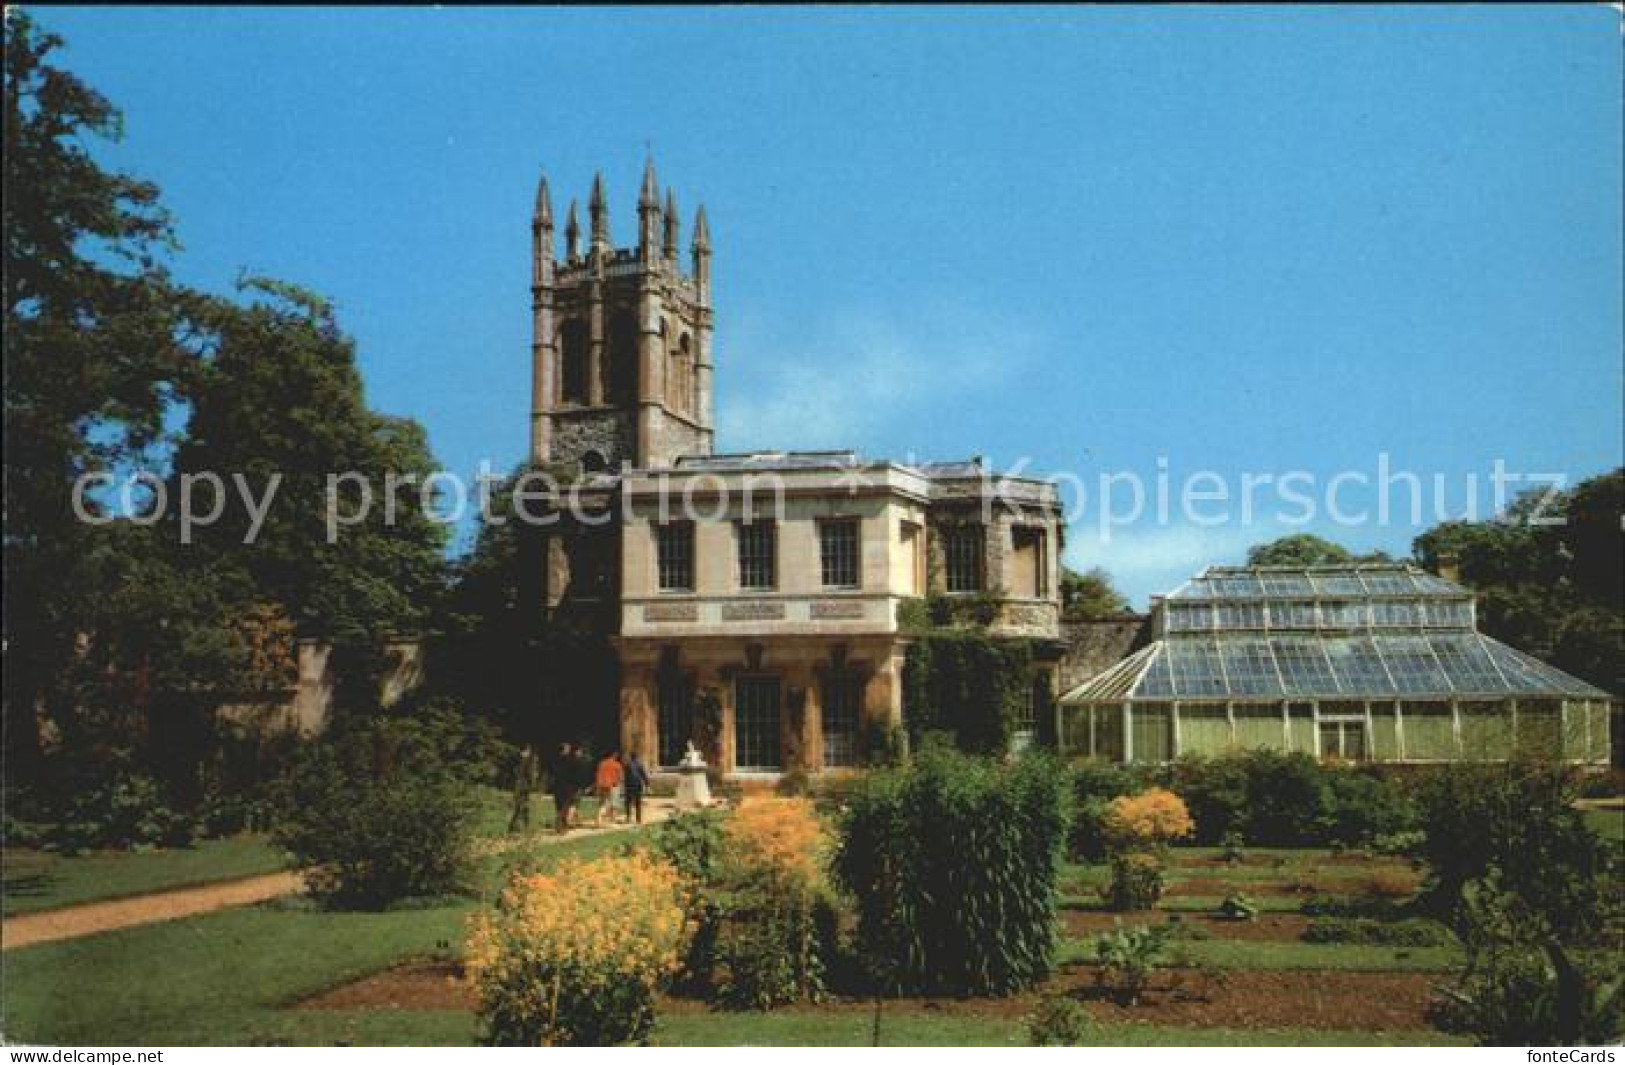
(674, 741, 712, 812)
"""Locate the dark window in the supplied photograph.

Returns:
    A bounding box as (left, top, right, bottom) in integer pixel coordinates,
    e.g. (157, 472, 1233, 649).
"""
(737, 520, 776, 590)
(819, 520, 860, 589)
(561, 318, 588, 404)
(821, 675, 861, 768)
(657, 669, 692, 768)
(655, 523, 694, 592)
(734, 677, 782, 770)
(943, 524, 985, 593)
(609, 312, 639, 406)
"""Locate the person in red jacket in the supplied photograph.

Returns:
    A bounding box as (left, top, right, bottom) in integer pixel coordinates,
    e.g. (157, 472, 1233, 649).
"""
(594, 750, 624, 826)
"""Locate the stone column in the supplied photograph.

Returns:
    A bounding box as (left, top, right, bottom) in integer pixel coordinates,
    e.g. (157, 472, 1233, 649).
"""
(619, 664, 658, 763)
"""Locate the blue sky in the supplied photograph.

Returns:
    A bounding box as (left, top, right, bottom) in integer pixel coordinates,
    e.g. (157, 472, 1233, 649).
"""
(37, 6, 1623, 606)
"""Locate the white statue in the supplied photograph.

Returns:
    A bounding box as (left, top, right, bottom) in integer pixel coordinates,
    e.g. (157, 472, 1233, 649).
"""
(674, 739, 712, 811)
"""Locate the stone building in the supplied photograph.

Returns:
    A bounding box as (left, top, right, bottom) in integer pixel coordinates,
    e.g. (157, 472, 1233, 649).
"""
(524, 165, 1065, 777)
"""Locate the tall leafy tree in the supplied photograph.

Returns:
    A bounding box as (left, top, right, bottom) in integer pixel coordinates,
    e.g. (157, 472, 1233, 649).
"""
(3, 12, 197, 774)
(171, 280, 449, 716)
(1414, 469, 1623, 693)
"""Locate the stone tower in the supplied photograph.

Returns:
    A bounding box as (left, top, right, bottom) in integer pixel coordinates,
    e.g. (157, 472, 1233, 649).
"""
(529, 162, 715, 472)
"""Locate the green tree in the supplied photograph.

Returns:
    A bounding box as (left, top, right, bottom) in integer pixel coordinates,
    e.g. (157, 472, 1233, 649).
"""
(171, 280, 449, 715)
(1059, 566, 1130, 619)
(3, 12, 199, 776)
(1245, 534, 1393, 567)
(1413, 469, 1622, 692)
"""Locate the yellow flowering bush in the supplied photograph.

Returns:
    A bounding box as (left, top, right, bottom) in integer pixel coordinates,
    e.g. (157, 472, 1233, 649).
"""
(1102, 788, 1195, 853)
(465, 851, 691, 1046)
(723, 796, 826, 889)
(648, 797, 834, 1010)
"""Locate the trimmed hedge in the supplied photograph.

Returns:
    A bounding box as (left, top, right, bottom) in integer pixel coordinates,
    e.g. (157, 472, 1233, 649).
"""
(832, 748, 1070, 996)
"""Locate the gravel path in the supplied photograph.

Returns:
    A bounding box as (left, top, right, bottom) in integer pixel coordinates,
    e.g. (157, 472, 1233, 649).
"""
(2, 798, 679, 951)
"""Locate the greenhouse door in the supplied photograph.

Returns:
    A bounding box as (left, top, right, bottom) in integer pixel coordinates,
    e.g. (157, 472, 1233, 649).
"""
(1318, 718, 1368, 761)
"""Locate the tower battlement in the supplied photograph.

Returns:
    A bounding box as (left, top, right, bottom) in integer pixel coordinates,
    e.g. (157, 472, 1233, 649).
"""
(529, 162, 714, 472)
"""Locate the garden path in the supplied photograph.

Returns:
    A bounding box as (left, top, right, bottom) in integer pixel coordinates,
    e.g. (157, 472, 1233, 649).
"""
(1, 798, 677, 951)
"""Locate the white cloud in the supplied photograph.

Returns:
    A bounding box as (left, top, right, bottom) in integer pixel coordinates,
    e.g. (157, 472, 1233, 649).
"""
(716, 305, 1038, 452)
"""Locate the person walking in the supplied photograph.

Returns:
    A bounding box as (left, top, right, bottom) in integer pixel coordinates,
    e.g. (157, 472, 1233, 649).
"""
(594, 749, 624, 826)
(549, 742, 579, 835)
(508, 744, 538, 834)
(622, 751, 652, 826)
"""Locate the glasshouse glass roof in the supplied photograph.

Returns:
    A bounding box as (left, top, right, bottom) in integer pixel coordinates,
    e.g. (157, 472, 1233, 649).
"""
(1061, 564, 1612, 704)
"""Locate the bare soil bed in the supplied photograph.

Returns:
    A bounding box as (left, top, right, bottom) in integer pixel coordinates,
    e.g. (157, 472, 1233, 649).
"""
(298, 959, 1441, 1033)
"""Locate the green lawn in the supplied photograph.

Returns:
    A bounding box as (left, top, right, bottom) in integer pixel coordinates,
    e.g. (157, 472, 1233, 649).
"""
(0, 829, 645, 1046)
(0, 786, 614, 919)
(2, 835, 288, 917)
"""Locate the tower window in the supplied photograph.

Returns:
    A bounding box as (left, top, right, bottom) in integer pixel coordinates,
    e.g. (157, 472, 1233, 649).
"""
(819, 519, 860, 589)
(680, 334, 695, 414)
(943, 524, 985, 593)
(655, 522, 694, 592)
(736, 520, 777, 590)
(609, 312, 639, 406)
(560, 319, 588, 404)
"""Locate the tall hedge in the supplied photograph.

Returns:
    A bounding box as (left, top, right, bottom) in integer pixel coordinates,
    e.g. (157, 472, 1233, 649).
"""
(832, 748, 1070, 996)
(901, 631, 1035, 753)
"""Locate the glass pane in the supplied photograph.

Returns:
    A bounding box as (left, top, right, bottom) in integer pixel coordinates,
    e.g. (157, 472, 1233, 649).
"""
(734, 677, 782, 770)
(1323, 637, 1395, 696)
(1220, 639, 1283, 696)
(1377, 636, 1453, 694)
(821, 676, 861, 768)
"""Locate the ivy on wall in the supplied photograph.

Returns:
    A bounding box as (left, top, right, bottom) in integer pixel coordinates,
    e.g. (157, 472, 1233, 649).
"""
(901, 629, 1036, 755)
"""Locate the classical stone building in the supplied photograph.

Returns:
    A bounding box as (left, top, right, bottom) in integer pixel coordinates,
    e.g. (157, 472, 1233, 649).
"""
(525, 165, 1065, 777)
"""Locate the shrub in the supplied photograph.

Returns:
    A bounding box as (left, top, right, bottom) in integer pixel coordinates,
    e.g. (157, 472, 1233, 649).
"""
(466, 852, 691, 1046)
(1322, 770, 1417, 848)
(1068, 761, 1140, 860)
(649, 808, 727, 883)
(1104, 852, 1166, 912)
(1026, 994, 1098, 1046)
(1431, 877, 1624, 1046)
(1165, 755, 1251, 845)
(723, 797, 825, 891)
(1102, 788, 1194, 853)
(833, 748, 1070, 996)
(1093, 921, 1170, 1006)
(710, 884, 838, 1010)
(1300, 894, 1411, 921)
(708, 797, 832, 1009)
(1302, 916, 1453, 947)
(1233, 750, 1333, 847)
(1414, 761, 1610, 940)
(272, 727, 475, 909)
(49, 768, 196, 853)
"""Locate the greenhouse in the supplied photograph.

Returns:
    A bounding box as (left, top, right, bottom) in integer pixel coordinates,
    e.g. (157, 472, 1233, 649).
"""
(1058, 564, 1614, 764)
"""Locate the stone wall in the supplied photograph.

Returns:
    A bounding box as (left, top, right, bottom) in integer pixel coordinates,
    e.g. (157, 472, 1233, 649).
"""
(550, 409, 636, 470)
(1056, 614, 1152, 693)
